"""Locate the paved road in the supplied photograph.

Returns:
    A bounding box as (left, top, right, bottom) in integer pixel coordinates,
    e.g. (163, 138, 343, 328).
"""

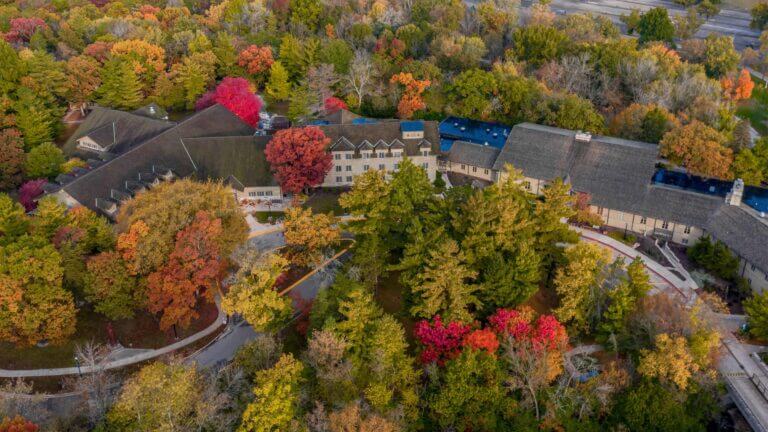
(550, 0, 760, 50)
(463, 0, 762, 50)
(192, 231, 347, 368)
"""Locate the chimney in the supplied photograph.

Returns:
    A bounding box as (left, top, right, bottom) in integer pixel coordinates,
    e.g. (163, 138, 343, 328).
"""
(726, 178, 744, 206)
(575, 131, 592, 143)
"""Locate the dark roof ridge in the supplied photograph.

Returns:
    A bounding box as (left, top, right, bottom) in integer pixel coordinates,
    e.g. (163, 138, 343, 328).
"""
(63, 104, 230, 191)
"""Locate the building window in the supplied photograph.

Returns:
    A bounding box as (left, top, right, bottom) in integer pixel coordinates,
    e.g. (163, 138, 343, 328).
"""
(461, 164, 465, 170)
(682, 238, 688, 245)
(364, 164, 370, 171)
(345, 165, 352, 172)
(257, 191, 265, 196)
(378, 152, 386, 158)
(336, 176, 342, 182)
(393, 151, 401, 157)
(248, 192, 257, 197)
(379, 164, 385, 170)
(394, 163, 399, 170)
(684, 225, 691, 234)
(639, 216, 647, 224)
(345, 153, 353, 160)
(346, 176, 352, 182)
(484, 169, 489, 175)
(661, 221, 669, 229)
(422, 162, 428, 169)
(334, 154, 341, 160)
(523, 181, 531, 190)
(266, 191, 273, 196)
(472, 166, 477, 173)
(597, 207, 604, 215)
(752, 264, 757, 272)
(335, 166, 342, 172)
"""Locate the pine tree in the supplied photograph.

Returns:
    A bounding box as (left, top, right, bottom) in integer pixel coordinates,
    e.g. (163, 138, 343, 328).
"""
(266, 61, 291, 101)
(98, 59, 144, 110)
(411, 239, 479, 323)
(13, 88, 56, 149)
(287, 85, 313, 121)
(278, 34, 305, 80)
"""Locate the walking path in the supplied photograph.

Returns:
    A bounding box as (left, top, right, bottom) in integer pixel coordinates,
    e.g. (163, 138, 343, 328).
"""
(577, 227, 768, 432)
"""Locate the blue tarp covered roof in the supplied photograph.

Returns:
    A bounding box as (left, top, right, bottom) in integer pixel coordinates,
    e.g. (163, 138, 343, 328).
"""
(653, 168, 768, 213)
(439, 116, 510, 152)
(400, 120, 424, 131)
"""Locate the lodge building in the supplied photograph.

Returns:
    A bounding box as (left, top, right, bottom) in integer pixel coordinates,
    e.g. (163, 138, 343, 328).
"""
(443, 122, 768, 293)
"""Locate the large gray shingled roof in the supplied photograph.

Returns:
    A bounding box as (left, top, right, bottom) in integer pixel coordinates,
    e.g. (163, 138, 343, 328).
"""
(63, 106, 175, 160)
(62, 104, 255, 213)
(487, 122, 768, 273)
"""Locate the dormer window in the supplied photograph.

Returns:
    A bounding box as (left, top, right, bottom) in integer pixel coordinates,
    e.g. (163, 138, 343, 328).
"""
(77, 136, 105, 152)
(401, 121, 424, 140)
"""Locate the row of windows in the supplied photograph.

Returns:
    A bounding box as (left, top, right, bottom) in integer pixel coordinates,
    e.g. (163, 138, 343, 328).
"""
(597, 208, 692, 234)
(333, 163, 430, 183)
(248, 190, 275, 197)
(458, 164, 490, 176)
(333, 150, 431, 160)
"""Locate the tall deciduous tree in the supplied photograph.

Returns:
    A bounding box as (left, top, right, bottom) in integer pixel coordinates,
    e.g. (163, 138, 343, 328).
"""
(283, 207, 340, 267)
(0, 235, 75, 346)
(221, 252, 293, 332)
(637, 333, 698, 390)
(660, 120, 733, 179)
(265, 126, 332, 194)
(239, 354, 304, 431)
(146, 211, 224, 330)
(390, 72, 430, 119)
(24, 142, 64, 179)
(265, 61, 291, 101)
(84, 252, 141, 320)
(238, 45, 274, 83)
(196, 77, 262, 127)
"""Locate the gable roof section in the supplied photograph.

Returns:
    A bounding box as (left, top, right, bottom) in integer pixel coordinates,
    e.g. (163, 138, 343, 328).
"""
(492, 123, 574, 178)
(706, 205, 768, 272)
(63, 106, 174, 160)
(62, 104, 255, 214)
(448, 141, 501, 170)
(330, 137, 356, 151)
(319, 120, 440, 156)
(182, 136, 277, 190)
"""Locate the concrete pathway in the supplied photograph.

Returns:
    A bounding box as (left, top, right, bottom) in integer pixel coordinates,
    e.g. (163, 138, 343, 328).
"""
(577, 226, 768, 432)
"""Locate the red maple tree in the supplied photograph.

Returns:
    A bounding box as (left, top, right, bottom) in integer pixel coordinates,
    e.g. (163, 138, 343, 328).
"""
(195, 77, 262, 127)
(462, 328, 500, 355)
(414, 315, 471, 365)
(265, 126, 332, 194)
(146, 211, 225, 331)
(324, 97, 348, 114)
(237, 45, 274, 76)
(4, 18, 48, 43)
(18, 179, 46, 211)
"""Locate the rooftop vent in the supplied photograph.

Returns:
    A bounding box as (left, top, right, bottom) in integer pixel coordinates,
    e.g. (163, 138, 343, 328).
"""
(726, 178, 744, 206)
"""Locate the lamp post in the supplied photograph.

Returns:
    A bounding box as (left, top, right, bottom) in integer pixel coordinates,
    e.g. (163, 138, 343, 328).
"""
(74, 355, 82, 376)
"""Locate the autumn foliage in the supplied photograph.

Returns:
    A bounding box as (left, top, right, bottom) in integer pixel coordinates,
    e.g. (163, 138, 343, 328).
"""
(324, 96, 348, 114)
(17, 179, 46, 211)
(0, 416, 38, 432)
(4, 18, 47, 43)
(147, 211, 224, 330)
(390, 72, 430, 119)
(265, 126, 332, 194)
(414, 315, 471, 365)
(415, 308, 568, 367)
(196, 77, 262, 127)
(659, 120, 733, 179)
(721, 69, 755, 101)
(238, 45, 275, 76)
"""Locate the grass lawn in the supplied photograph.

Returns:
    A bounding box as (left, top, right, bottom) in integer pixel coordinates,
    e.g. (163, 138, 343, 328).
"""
(302, 188, 347, 215)
(0, 302, 218, 370)
(737, 80, 768, 136)
(253, 211, 284, 223)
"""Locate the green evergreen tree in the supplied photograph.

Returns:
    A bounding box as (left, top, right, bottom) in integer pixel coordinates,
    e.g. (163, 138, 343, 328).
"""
(266, 61, 291, 101)
(13, 88, 57, 149)
(410, 239, 479, 322)
(98, 59, 144, 110)
(287, 85, 313, 121)
(278, 34, 305, 80)
(637, 7, 675, 45)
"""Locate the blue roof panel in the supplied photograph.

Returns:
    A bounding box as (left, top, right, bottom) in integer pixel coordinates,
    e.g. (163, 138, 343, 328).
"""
(653, 168, 768, 213)
(352, 118, 378, 125)
(400, 120, 424, 131)
(439, 116, 510, 149)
